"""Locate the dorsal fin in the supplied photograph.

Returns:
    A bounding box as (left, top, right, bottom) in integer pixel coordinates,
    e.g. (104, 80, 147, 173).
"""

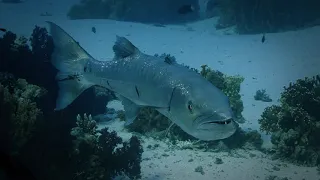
(112, 36, 140, 59)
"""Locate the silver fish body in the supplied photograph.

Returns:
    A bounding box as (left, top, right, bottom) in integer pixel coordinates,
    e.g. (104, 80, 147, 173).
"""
(47, 21, 237, 141)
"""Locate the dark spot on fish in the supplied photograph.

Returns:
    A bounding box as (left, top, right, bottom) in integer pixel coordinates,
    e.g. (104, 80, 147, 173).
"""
(177, 5, 195, 15)
(91, 27, 96, 33)
(135, 86, 140, 98)
(0, 28, 7, 32)
(107, 80, 112, 89)
(84, 66, 87, 72)
(261, 34, 265, 43)
(168, 87, 176, 111)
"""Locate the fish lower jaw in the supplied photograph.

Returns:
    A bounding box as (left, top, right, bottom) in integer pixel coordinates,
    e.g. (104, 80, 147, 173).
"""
(202, 119, 232, 125)
(196, 119, 233, 131)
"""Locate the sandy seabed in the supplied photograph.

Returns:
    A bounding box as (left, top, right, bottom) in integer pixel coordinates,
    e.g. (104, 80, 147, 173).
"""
(1, 0, 320, 179)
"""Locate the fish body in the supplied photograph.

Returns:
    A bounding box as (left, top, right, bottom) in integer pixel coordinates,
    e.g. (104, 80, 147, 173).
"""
(47, 21, 237, 141)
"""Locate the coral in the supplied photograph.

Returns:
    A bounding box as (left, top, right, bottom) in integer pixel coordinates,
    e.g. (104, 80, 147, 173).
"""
(200, 65, 245, 122)
(259, 75, 320, 166)
(254, 89, 272, 102)
(71, 114, 97, 137)
(124, 107, 171, 134)
(70, 114, 143, 180)
(0, 27, 132, 180)
(0, 74, 47, 154)
(29, 26, 54, 63)
(0, 26, 58, 108)
(215, 0, 320, 34)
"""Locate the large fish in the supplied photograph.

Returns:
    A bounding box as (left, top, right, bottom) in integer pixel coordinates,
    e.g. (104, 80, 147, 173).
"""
(46, 21, 237, 141)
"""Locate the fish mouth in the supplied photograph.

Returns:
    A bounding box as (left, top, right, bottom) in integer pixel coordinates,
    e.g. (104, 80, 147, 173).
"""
(194, 114, 233, 130)
(202, 119, 232, 125)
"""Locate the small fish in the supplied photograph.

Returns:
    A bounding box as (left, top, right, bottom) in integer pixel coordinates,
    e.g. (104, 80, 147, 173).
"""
(46, 21, 237, 141)
(0, 28, 7, 32)
(177, 5, 195, 14)
(91, 27, 96, 33)
(261, 33, 265, 43)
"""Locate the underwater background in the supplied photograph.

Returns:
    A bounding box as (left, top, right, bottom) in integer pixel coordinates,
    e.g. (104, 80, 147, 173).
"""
(0, 0, 320, 180)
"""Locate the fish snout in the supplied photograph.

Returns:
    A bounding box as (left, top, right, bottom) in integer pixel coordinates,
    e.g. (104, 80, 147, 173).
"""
(192, 115, 237, 141)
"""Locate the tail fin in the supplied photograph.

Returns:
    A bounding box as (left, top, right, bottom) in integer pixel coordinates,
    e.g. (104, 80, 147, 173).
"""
(46, 21, 94, 110)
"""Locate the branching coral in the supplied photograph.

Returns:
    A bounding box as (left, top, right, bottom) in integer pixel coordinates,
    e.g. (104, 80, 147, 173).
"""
(254, 89, 272, 102)
(259, 75, 320, 166)
(70, 114, 143, 180)
(0, 73, 47, 154)
(29, 26, 54, 63)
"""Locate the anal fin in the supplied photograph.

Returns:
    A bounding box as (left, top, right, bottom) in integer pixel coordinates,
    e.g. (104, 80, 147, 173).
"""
(118, 95, 140, 126)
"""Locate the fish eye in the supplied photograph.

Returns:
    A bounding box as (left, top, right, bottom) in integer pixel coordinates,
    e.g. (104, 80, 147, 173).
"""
(187, 100, 193, 113)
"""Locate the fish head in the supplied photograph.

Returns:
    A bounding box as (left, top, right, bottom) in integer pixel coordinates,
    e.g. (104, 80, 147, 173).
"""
(169, 83, 237, 141)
